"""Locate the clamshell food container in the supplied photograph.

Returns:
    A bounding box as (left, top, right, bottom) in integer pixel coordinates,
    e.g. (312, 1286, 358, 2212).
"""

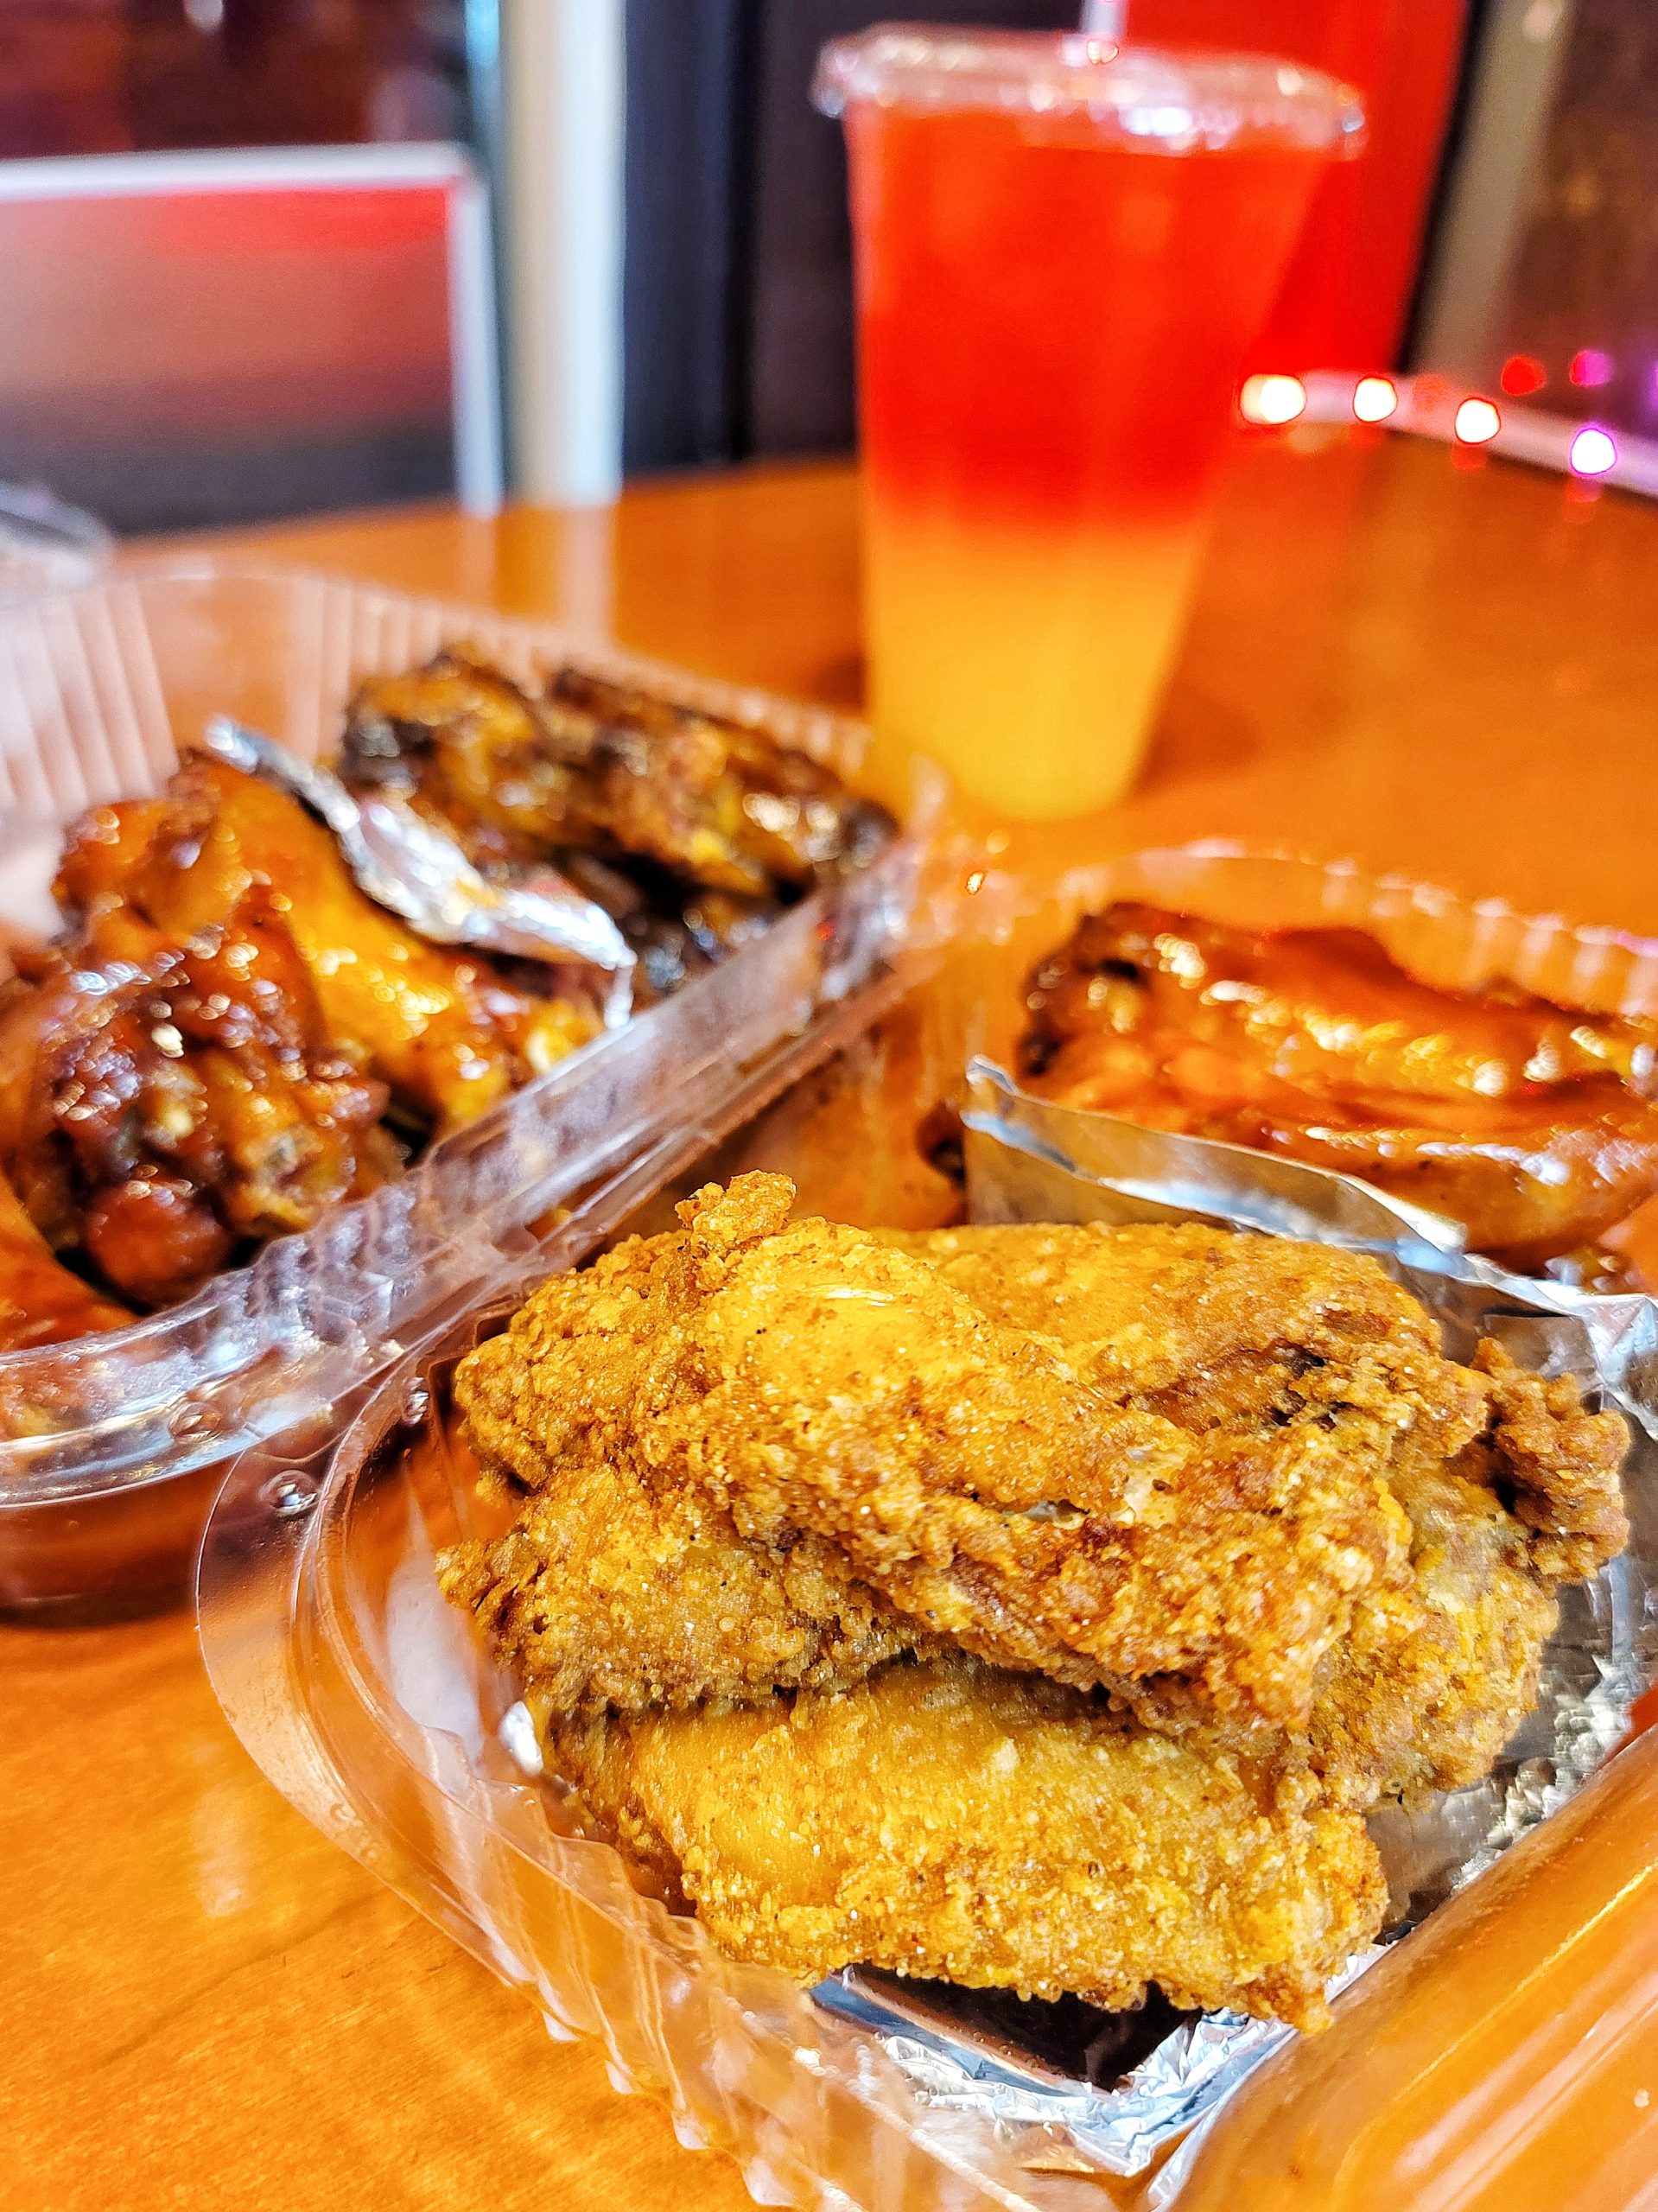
(0, 562, 932, 1613)
(198, 843, 1658, 2211)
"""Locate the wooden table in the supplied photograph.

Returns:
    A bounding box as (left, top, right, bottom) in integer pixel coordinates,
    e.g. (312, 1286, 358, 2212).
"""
(9, 434, 1658, 2212)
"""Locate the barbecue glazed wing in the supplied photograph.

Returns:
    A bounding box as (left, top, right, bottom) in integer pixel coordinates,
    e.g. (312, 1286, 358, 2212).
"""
(549, 1654, 1386, 2031)
(454, 1174, 1566, 1738)
(341, 649, 893, 902)
(60, 758, 595, 1135)
(1018, 904, 1658, 1269)
(0, 890, 398, 1308)
(0, 1165, 133, 1350)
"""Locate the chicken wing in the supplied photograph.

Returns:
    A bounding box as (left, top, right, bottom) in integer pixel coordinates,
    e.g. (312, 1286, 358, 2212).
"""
(59, 757, 595, 1135)
(877, 1224, 1627, 1803)
(0, 1164, 133, 1351)
(1018, 904, 1658, 1269)
(341, 649, 893, 902)
(439, 1441, 929, 1719)
(0, 888, 399, 1308)
(455, 1173, 1613, 1743)
(548, 1654, 1386, 2031)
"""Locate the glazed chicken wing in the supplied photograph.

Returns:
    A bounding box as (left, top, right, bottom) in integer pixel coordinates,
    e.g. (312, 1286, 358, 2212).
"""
(549, 1654, 1386, 2031)
(0, 888, 398, 1308)
(0, 1164, 132, 1350)
(1019, 904, 1658, 1269)
(342, 649, 893, 903)
(60, 757, 595, 1135)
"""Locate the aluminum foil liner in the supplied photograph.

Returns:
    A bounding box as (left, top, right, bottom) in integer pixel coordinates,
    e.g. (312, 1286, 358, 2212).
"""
(201, 715, 636, 1023)
(812, 1058, 1658, 2183)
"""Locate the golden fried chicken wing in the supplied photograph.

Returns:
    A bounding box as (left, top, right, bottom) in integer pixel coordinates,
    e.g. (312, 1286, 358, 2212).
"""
(877, 1224, 1629, 1805)
(455, 1175, 1530, 1738)
(548, 1654, 1387, 2031)
(1019, 904, 1658, 1269)
(439, 1446, 928, 1718)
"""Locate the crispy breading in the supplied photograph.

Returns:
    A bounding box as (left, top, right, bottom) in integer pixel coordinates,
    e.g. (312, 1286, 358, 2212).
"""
(878, 1222, 1628, 1803)
(443, 1175, 1629, 2027)
(457, 1178, 1502, 1732)
(548, 1654, 1387, 2032)
(439, 1452, 928, 1717)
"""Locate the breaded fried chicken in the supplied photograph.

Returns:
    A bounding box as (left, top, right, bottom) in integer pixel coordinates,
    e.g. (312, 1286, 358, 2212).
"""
(549, 1653, 1386, 2031)
(439, 1450, 930, 1717)
(876, 1224, 1628, 1804)
(456, 1176, 1549, 1738)
(442, 1175, 1629, 2027)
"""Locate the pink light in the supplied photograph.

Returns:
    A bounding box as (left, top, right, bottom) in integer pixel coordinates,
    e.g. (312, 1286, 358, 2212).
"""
(1570, 425, 1617, 477)
(1240, 373, 1306, 426)
(1570, 348, 1614, 389)
(1454, 397, 1502, 446)
(1352, 375, 1398, 423)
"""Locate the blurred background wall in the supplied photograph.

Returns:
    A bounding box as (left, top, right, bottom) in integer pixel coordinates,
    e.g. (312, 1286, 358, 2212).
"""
(0, 1, 1652, 527)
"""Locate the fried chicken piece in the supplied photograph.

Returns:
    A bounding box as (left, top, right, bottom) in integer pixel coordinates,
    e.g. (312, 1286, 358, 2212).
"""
(456, 1174, 1529, 1736)
(443, 1219, 933, 1716)
(342, 649, 893, 903)
(438, 1440, 929, 1718)
(1019, 904, 1658, 1268)
(877, 1224, 1629, 1805)
(0, 888, 399, 1308)
(548, 1654, 1387, 2031)
(0, 1164, 133, 1350)
(60, 759, 594, 1135)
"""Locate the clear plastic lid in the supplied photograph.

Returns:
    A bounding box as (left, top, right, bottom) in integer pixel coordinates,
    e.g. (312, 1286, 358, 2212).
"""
(0, 483, 111, 603)
(812, 25, 1365, 156)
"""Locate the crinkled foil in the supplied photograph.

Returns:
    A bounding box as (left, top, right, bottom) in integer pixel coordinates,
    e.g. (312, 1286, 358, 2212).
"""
(201, 716, 637, 1022)
(807, 1058, 1658, 2183)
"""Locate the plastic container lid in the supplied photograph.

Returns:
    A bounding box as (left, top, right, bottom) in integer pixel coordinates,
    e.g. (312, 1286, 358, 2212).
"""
(0, 483, 111, 603)
(812, 26, 1365, 156)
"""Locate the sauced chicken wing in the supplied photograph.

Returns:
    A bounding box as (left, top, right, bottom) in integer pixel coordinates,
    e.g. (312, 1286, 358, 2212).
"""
(548, 1654, 1387, 2032)
(0, 1164, 132, 1350)
(0, 889, 398, 1308)
(60, 757, 595, 1135)
(341, 649, 893, 905)
(453, 1174, 1616, 1745)
(1019, 904, 1658, 1270)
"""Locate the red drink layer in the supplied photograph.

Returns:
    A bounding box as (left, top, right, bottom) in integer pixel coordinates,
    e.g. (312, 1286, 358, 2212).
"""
(847, 100, 1329, 816)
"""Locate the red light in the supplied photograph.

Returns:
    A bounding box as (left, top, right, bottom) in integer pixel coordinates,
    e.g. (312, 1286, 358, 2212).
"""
(1501, 354, 1546, 397)
(1454, 397, 1502, 446)
(1570, 348, 1614, 389)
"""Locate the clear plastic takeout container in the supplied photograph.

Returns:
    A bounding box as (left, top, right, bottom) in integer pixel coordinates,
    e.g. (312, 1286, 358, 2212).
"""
(0, 562, 932, 1614)
(200, 843, 1658, 2212)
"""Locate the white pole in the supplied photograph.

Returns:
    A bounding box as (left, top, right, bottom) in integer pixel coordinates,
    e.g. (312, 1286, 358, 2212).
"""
(1078, 2, 1127, 36)
(500, 0, 626, 505)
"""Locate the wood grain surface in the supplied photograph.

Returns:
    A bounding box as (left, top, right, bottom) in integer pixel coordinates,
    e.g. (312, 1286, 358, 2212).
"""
(8, 431, 1658, 2212)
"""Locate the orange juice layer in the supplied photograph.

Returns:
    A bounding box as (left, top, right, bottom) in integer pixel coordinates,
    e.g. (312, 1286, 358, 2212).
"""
(863, 504, 1204, 818)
